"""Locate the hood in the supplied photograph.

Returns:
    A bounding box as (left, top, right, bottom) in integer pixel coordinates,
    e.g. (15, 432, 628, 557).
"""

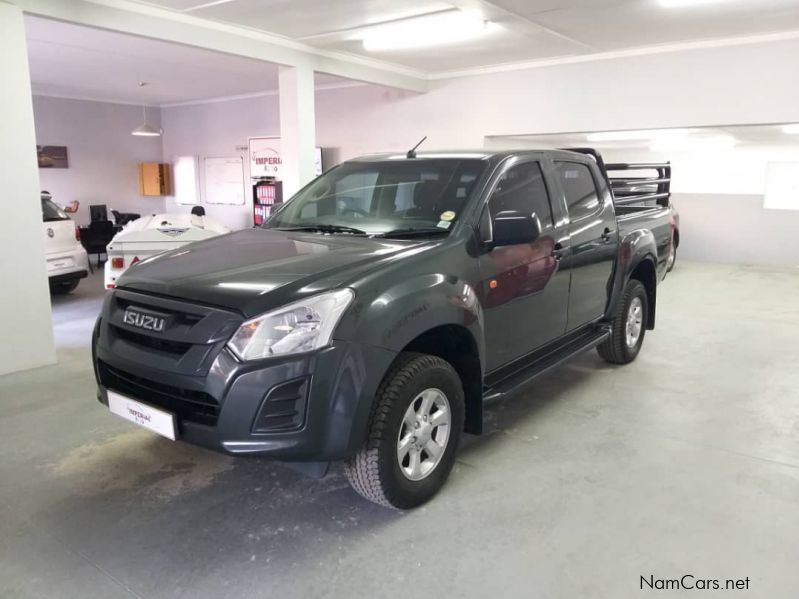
(117, 228, 431, 316)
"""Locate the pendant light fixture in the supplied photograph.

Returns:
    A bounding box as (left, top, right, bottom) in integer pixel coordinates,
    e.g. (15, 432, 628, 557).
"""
(131, 82, 162, 137)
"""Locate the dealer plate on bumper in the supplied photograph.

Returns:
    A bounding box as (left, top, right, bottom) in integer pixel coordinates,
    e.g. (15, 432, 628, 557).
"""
(47, 258, 74, 271)
(107, 390, 176, 440)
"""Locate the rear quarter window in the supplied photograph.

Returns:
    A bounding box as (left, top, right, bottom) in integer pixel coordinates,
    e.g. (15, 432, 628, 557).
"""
(554, 162, 601, 221)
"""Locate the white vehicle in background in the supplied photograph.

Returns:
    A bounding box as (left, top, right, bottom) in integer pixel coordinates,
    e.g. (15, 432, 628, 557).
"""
(104, 213, 230, 289)
(42, 194, 90, 294)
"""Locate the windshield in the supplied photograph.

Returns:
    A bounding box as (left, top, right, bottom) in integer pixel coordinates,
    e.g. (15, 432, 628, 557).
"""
(263, 159, 487, 236)
(41, 197, 69, 222)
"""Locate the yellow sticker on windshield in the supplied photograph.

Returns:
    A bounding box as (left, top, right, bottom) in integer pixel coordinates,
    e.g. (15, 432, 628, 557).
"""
(440, 211, 456, 221)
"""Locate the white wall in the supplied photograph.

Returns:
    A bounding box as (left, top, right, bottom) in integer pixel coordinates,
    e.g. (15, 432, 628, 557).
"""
(161, 95, 281, 230)
(314, 36, 799, 157)
(33, 34, 799, 265)
(311, 38, 799, 268)
(0, 4, 56, 375)
(673, 193, 799, 267)
(586, 144, 799, 267)
(32, 95, 163, 225)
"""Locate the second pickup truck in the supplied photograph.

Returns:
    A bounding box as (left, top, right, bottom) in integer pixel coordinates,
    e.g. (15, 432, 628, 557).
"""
(92, 148, 673, 509)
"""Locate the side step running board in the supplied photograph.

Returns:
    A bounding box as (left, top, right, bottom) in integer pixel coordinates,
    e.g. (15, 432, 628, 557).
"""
(482, 326, 610, 404)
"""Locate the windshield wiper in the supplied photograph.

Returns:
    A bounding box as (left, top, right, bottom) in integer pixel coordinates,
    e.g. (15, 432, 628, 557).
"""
(275, 224, 368, 235)
(374, 227, 450, 239)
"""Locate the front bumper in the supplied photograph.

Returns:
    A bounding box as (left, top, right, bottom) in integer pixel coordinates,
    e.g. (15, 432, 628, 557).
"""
(94, 318, 397, 461)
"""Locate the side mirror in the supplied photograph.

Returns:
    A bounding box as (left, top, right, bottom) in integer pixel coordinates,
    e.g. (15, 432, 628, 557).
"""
(491, 210, 542, 247)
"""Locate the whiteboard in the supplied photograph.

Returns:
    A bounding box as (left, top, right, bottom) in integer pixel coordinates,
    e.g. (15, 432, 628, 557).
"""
(204, 156, 245, 205)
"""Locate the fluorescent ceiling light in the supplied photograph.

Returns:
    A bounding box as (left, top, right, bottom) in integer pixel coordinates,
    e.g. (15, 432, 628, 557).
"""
(358, 11, 500, 52)
(658, 0, 726, 7)
(782, 123, 799, 134)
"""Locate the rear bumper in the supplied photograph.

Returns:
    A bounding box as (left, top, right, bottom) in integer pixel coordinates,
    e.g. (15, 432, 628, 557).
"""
(94, 324, 397, 461)
(50, 270, 88, 285)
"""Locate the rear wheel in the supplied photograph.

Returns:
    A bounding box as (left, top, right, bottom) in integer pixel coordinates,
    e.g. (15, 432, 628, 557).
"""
(50, 279, 79, 294)
(597, 279, 648, 364)
(344, 352, 464, 509)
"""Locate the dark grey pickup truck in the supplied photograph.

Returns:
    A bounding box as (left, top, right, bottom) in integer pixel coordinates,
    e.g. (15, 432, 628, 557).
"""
(92, 148, 673, 508)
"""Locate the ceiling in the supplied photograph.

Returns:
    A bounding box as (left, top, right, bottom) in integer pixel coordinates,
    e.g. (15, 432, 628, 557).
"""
(131, 0, 799, 73)
(25, 16, 348, 105)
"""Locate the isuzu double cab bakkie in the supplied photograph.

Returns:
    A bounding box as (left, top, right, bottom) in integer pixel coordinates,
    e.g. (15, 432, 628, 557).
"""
(92, 148, 673, 508)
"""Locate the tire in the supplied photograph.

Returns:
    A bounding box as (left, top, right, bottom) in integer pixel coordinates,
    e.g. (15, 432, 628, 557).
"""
(597, 279, 648, 365)
(50, 279, 79, 294)
(344, 352, 464, 509)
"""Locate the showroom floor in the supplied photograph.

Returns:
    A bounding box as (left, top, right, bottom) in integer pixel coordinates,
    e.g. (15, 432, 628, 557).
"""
(1, 263, 797, 598)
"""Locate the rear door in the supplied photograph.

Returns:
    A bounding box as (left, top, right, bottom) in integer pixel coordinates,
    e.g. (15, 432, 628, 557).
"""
(478, 159, 570, 371)
(553, 161, 617, 330)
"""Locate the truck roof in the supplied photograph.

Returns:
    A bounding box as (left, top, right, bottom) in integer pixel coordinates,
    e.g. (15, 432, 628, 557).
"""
(351, 149, 592, 162)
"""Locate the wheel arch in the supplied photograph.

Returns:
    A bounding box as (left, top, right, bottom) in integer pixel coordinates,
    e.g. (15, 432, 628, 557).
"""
(399, 324, 483, 435)
(628, 257, 657, 329)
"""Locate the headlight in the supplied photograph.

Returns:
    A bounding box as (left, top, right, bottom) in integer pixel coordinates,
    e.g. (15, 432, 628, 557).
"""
(226, 289, 354, 361)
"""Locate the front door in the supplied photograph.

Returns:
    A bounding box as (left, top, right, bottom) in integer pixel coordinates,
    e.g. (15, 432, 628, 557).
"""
(479, 160, 570, 372)
(553, 160, 617, 331)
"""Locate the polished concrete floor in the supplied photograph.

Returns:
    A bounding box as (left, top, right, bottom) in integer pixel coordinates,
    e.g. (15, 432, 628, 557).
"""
(1, 263, 797, 598)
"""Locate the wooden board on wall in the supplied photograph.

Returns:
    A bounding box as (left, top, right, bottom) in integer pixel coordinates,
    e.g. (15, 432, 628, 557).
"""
(138, 162, 172, 196)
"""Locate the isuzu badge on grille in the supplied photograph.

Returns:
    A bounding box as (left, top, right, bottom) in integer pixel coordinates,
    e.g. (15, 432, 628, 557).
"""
(123, 309, 165, 332)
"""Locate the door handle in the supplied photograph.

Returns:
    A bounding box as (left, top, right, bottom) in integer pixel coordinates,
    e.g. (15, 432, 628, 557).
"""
(551, 242, 565, 260)
(600, 228, 615, 243)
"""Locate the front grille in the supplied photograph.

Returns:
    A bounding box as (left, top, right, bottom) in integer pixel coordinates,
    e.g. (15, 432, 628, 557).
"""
(112, 326, 193, 356)
(116, 295, 204, 326)
(107, 290, 242, 376)
(99, 361, 218, 426)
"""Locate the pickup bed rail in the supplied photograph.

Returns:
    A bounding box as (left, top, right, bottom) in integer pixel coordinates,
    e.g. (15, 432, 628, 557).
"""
(563, 147, 671, 207)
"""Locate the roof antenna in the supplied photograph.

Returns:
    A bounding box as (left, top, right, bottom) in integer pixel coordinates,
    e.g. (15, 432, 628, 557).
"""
(406, 136, 427, 159)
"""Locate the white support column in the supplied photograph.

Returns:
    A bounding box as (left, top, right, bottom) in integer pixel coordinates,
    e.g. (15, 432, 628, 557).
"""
(278, 64, 317, 198)
(0, 1, 56, 375)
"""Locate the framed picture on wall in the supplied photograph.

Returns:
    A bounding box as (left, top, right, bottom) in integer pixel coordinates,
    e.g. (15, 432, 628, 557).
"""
(249, 137, 283, 179)
(37, 145, 68, 168)
(249, 137, 324, 179)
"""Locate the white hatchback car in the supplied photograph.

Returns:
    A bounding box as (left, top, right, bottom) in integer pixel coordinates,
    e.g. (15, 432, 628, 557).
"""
(42, 195, 90, 294)
(104, 213, 230, 289)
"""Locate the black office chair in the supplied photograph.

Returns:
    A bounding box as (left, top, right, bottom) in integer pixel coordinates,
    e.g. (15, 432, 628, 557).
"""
(111, 209, 141, 226)
(84, 219, 116, 266)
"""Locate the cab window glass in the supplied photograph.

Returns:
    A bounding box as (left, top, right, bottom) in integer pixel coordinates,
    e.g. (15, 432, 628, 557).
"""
(554, 162, 601, 220)
(266, 159, 486, 236)
(488, 162, 553, 227)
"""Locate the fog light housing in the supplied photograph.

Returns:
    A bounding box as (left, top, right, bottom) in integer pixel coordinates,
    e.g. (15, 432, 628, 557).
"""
(252, 377, 310, 433)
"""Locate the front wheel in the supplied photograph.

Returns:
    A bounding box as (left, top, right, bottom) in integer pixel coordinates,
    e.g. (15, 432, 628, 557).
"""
(344, 353, 464, 509)
(597, 279, 648, 364)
